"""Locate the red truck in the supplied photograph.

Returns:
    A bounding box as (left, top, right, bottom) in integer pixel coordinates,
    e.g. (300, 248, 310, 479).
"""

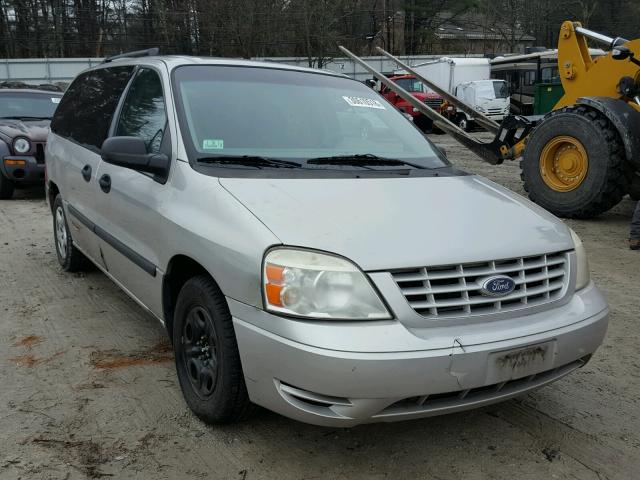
(378, 74, 443, 132)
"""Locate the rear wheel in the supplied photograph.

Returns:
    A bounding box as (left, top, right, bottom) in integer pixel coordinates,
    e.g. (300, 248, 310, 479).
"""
(457, 115, 472, 132)
(53, 195, 88, 271)
(521, 106, 628, 218)
(0, 173, 14, 199)
(414, 115, 433, 133)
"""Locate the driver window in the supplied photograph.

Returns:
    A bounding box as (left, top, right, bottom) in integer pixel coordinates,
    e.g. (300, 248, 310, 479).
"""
(115, 68, 166, 154)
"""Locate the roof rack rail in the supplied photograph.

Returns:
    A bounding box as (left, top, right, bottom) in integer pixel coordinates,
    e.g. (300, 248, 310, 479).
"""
(102, 48, 160, 64)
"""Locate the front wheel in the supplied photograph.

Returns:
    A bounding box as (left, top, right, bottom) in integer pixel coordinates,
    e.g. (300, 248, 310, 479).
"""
(521, 106, 628, 218)
(173, 275, 253, 424)
(0, 173, 14, 199)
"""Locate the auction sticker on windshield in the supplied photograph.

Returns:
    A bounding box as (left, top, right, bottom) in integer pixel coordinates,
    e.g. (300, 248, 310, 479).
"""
(203, 139, 224, 150)
(343, 96, 386, 110)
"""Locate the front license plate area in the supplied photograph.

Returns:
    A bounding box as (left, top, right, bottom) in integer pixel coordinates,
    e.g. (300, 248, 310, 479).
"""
(486, 341, 556, 385)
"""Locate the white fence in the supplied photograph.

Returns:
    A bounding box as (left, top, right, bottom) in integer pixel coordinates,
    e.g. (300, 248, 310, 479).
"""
(0, 54, 485, 85)
(0, 58, 103, 85)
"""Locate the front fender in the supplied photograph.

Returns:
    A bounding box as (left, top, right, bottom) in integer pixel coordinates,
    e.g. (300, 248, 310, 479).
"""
(0, 139, 11, 177)
(577, 96, 640, 171)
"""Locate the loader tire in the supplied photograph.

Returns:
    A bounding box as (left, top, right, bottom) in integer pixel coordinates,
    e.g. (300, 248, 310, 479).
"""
(521, 106, 628, 219)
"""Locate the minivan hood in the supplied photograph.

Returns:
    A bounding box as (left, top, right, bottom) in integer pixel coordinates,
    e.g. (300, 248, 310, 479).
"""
(220, 175, 573, 271)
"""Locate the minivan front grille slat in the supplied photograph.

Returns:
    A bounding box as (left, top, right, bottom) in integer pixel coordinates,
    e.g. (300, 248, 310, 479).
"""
(391, 252, 569, 319)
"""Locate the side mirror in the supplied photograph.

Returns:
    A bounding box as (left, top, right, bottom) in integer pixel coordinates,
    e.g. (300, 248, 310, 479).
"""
(612, 46, 632, 60)
(101, 136, 169, 175)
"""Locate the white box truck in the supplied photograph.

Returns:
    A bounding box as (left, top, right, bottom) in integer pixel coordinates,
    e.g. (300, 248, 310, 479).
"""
(411, 57, 510, 131)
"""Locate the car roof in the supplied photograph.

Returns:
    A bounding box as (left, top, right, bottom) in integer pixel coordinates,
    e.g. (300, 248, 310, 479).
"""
(85, 55, 346, 78)
(0, 88, 62, 95)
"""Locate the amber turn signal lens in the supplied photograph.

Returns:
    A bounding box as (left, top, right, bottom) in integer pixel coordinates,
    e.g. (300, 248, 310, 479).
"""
(265, 283, 283, 307)
(265, 264, 284, 284)
(264, 263, 285, 307)
(4, 159, 26, 166)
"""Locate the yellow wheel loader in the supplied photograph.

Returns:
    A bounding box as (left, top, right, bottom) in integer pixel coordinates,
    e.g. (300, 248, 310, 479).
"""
(340, 21, 640, 218)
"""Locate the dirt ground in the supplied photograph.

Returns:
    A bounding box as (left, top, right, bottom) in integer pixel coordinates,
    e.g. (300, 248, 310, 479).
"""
(1, 134, 639, 479)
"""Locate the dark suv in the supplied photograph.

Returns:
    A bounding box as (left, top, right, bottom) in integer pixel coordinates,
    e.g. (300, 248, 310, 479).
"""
(0, 88, 63, 199)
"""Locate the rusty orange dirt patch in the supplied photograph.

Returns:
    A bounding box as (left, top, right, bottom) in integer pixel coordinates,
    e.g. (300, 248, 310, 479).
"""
(9, 351, 64, 367)
(90, 341, 173, 370)
(13, 335, 43, 349)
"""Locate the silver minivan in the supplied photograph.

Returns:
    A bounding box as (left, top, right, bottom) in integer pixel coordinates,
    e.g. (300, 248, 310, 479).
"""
(45, 54, 609, 427)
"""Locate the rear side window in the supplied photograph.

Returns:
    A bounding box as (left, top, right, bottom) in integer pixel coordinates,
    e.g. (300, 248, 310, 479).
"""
(115, 68, 166, 154)
(51, 66, 134, 151)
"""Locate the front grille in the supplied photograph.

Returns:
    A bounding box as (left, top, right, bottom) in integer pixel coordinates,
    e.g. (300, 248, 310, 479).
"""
(425, 98, 443, 110)
(487, 108, 504, 115)
(390, 252, 569, 319)
(35, 143, 45, 164)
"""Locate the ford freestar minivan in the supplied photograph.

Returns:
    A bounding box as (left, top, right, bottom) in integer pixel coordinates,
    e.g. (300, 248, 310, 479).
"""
(45, 54, 609, 427)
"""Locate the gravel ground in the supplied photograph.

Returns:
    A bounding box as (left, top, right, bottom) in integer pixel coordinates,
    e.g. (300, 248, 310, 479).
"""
(1, 135, 639, 479)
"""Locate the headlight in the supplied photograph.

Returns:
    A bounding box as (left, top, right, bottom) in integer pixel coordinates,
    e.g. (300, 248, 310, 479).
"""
(570, 229, 590, 290)
(13, 137, 31, 154)
(263, 248, 391, 320)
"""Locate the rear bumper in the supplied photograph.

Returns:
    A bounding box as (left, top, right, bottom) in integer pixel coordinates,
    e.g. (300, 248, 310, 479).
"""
(232, 283, 608, 427)
(1, 156, 45, 184)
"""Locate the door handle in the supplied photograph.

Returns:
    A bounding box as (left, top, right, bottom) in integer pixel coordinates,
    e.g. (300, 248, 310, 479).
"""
(99, 174, 111, 193)
(81, 164, 92, 182)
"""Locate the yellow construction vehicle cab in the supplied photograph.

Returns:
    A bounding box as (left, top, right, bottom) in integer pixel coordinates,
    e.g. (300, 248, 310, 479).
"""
(339, 21, 640, 219)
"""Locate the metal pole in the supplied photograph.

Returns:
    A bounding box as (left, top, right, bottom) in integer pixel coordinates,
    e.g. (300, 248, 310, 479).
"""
(376, 46, 500, 134)
(337, 45, 503, 165)
(574, 26, 627, 48)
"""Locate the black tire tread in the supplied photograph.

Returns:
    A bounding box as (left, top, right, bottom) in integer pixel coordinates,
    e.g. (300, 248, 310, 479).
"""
(53, 194, 90, 272)
(520, 105, 629, 219)
(174, 275, 254, 424)
(0, 173, 15, 199)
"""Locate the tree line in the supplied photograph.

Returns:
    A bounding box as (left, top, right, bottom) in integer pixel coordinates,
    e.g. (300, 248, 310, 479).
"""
(0, 0, 638, 64)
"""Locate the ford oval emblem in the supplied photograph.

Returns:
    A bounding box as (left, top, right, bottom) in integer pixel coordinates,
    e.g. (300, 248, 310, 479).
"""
(480, 275, 516, 297)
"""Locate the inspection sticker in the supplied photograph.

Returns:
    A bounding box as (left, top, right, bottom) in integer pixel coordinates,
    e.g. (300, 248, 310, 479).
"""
(51, 97, 61, 104)
(203, 139, 224, 150)
(342, 96, 386, 110)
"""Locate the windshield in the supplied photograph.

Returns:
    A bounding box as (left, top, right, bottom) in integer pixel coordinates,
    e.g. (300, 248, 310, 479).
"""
(474, 81, 509, 100)
(0, 92, 61, 119)
(394, 77, 425, 93)
(172, 66, 446, 170)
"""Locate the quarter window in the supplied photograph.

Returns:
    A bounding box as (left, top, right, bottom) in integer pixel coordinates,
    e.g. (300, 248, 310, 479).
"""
(115, 68, 166, 154)
(51, 66, 134, 151)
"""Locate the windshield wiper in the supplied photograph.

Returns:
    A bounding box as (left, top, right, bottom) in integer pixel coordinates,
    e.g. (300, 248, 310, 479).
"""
(307, 154, 425, 169)
(196, 155, 302, 169)
(0, 116, 51, 120)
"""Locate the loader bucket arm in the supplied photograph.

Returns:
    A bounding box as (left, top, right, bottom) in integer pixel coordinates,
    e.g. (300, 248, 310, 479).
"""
(338, 46, 533, 165)
(555, 21, 640, 110)
(375, 46, 500, 134)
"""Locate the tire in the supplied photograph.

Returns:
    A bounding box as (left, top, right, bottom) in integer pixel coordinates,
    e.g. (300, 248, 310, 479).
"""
(414, 115, 433, 133)
(173, 275, 253, 424)
(0, 173, 14, 199)
(52, 195, 89, 271)
(521, 106, 629, 219)
(457, 115, 472, 132)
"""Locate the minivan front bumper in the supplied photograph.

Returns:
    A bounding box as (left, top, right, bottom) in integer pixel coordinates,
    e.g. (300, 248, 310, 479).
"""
(231, 282, 608, 427)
